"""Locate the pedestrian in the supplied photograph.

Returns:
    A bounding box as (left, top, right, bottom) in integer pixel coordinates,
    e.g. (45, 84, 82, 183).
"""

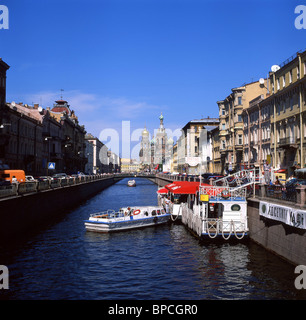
(274, 177, 282, 185)
(125, 207, 131, 216)
(264, 161, 270, 184)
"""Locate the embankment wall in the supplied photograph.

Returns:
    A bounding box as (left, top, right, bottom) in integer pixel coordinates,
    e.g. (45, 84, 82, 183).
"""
(248, 198, 306, 266)
(0, 178, 116, 240)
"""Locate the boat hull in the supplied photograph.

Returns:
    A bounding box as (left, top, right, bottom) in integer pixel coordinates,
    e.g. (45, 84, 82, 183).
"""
(84, 214, 170, 233)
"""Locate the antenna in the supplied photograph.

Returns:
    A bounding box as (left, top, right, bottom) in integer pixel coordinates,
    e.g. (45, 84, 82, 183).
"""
(60, 89, 64, 99)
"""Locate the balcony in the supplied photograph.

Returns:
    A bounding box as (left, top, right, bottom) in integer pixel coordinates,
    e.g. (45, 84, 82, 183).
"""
(279, 137, 298, 148)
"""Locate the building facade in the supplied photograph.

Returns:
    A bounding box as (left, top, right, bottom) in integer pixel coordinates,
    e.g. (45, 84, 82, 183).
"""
(242, 94, 272, 171)
(4, 102, 43, 175)
(50, 99, 87, 174)
(267, 50, 306, 176)
(217, 80, 267, 173)
(0, 58, 10, 161)
(139, 126, 151, 167)
(177, 117, 219, 174)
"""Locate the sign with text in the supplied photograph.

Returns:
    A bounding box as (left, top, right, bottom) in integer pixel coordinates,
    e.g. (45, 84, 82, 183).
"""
(259, 201, 306, 229)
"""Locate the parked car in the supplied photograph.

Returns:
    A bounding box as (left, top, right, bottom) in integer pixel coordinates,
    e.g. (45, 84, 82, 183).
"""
(25, 175, 36, 182)
(52, 173, 68, 179)
(37, 176, 53, 182)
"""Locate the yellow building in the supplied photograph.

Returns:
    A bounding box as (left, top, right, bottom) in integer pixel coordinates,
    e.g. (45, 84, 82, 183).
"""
(120, 158, 140, 173)
(267, 50, 306, 176)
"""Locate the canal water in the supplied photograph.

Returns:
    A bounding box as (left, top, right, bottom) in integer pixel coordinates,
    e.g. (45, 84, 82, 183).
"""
(0, 177, 305, 300)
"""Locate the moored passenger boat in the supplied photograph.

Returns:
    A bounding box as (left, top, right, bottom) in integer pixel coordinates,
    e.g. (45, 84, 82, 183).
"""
(84, 206, 170, 233)
(181, 184, 249, 241)
(158, 178, 249, 241)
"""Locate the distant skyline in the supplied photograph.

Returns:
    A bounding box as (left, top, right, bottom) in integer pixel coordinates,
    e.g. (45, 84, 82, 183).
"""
(1, 0, 305, 157)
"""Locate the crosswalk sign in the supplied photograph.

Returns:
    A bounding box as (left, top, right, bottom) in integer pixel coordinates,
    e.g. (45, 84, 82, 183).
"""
(48, 162, 55, 170)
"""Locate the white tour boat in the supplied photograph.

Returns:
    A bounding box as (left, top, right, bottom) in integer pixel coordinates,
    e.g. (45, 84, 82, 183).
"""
(84, 206, 170, 233)
(127, 180, 136, 187)
(179, 169, 260, 241)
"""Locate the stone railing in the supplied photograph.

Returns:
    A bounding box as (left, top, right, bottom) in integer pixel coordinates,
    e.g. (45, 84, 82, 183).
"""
(0, 174, 117, 199)
(257, 183, 306, 207)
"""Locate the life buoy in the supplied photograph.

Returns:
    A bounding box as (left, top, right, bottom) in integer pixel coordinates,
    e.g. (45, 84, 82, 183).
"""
(133, 209, 141, 215)
(221, 190, 230, 199)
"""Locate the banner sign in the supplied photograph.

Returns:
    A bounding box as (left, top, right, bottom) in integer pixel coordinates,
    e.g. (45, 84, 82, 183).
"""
(259, 201, 306, 229)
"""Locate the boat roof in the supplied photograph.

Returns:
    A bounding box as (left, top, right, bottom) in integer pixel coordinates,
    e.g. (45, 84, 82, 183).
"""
(164, 181, 210, 194)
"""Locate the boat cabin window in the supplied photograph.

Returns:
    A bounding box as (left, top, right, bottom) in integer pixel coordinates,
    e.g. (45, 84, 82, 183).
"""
(208, 203, 224, 218)
(152, 210, 156, 216)
(231, 204, 241, 211)
(157, 210, 161, 215)
(161, 209, 165, 214)
(173, 195, 180, 204)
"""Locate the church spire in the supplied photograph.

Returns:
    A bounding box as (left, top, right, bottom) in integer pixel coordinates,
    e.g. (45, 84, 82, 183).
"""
(159, 112, 164, 129)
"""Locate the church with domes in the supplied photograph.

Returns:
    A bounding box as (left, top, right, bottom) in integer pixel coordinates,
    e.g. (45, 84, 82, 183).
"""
(139, 113, 173, 171)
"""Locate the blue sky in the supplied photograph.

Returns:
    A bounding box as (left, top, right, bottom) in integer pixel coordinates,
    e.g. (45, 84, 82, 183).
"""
(1, 0, 305, 157)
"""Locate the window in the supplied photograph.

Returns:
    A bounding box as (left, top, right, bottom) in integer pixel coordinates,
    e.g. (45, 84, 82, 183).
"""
(290, 97, 293, 110)
(238, 114, 242, 122)
(289, 70, 292, 83)
(297, 65, 300, 79)
(231, 204, 241, 211)
(238, 97, 242, 105)
(283, 75, 286, 87)
(238, 134, 243, 145)
(277, 78, 280, 90)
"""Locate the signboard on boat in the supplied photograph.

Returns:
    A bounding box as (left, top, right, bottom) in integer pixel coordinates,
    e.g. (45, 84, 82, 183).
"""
(259, 201, 306, 229)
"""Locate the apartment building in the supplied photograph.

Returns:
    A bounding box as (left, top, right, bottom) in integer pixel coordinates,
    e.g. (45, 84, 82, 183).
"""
(211, 126, 221, 174)
(5, 102, 43, 175)
(267, 49, 306, 176)
(242, 94, 272, 170)
(177, 117, 219, 174)
(217, 80, 267, 173)
(50, 99, 87, 173)
(0, 58, 10, 160)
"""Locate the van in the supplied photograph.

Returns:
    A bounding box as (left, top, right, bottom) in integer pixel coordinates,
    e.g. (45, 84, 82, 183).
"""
(0, 170, 26, 183)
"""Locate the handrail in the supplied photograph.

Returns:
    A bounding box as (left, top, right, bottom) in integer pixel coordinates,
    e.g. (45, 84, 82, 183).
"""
(0, 174, 117, 199)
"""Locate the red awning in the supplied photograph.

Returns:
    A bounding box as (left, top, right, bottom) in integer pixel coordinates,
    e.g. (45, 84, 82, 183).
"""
(164, 181, 204, 194)
(157, 188, 168, 194)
